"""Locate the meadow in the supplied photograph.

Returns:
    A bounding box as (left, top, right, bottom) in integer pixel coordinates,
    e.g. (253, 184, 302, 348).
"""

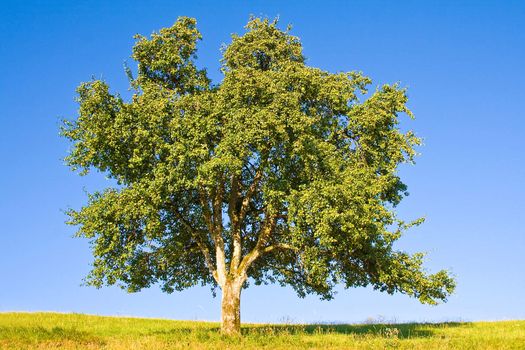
(0, 313, 523, 349)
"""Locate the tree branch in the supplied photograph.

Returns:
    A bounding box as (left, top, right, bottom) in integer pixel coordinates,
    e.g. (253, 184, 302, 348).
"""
(173, 210, 218, 283)
(228, 174, 242, 272)
(238, 169, 263, 224)
(213, 179, 227, 286)
(237, 212, 278, 276)
(198, 188, 214, 234)
(198, 186, 227, 287)
(230, 166, 265, 274)
(261, 243, 298, 254)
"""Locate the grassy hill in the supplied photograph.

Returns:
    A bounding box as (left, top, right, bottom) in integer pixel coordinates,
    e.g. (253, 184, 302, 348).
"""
(0, 312, 523, 349)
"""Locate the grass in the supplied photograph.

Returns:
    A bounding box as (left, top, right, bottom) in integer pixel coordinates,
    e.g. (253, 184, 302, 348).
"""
(0, 312, 523, 349)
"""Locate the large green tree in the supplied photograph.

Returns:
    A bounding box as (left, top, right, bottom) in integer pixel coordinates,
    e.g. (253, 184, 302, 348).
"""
(62, 17, 455, 335)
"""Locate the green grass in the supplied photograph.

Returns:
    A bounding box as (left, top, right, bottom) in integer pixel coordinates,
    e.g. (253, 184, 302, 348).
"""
(0, 312, 523, 349)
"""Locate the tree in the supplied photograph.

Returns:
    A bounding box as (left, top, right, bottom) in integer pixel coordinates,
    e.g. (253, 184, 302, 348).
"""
(62, 17, 455, 335)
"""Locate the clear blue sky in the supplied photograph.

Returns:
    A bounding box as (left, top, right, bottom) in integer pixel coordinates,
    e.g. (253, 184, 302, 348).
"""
(1, 0, 524, 323)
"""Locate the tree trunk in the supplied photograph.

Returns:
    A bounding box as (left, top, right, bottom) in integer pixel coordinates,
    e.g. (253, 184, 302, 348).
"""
(221, 279, 242, 336)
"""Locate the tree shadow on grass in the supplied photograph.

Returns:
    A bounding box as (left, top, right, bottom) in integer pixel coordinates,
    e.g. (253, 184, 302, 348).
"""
(150, 326, 221, 338)
(149, 322, 467, 339)
(241, 322, 467, 339)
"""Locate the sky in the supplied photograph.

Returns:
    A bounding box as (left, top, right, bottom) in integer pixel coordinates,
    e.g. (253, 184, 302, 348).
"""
(1, 0, 524, 324)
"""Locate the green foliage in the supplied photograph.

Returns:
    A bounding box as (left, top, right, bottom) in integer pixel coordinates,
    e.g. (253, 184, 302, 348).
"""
(62, 16, 454, 304)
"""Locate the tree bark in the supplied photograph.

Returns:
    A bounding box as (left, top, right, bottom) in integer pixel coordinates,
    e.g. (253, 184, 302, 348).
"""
(220, 279, 242, 336)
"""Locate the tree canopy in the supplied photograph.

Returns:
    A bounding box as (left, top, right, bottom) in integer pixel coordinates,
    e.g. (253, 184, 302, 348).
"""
(62, 16, 455, 335)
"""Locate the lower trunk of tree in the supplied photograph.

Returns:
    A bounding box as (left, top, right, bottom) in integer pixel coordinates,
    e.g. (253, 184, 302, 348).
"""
(220, 280, 242, 336)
